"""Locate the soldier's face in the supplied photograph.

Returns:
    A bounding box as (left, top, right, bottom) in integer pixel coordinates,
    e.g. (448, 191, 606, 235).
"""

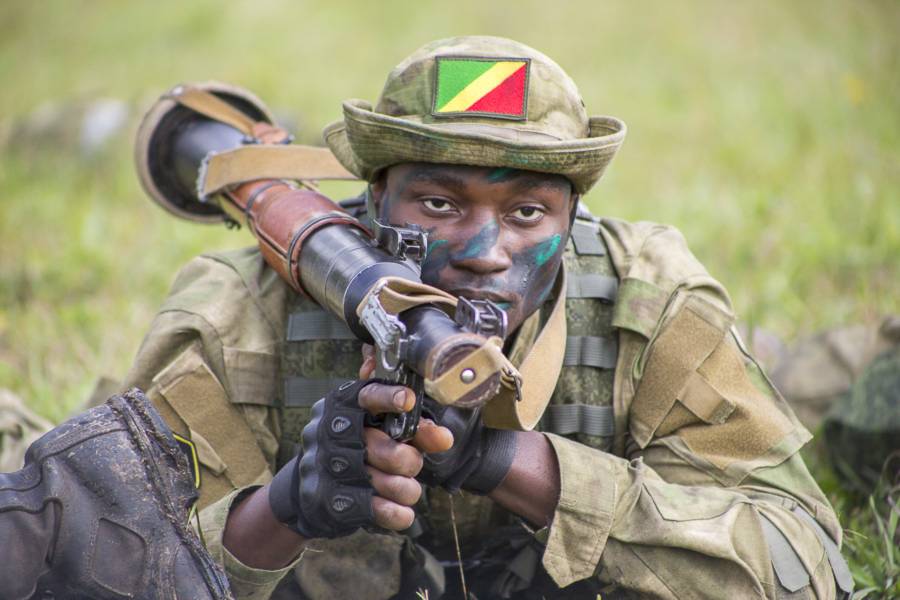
(372, 163, 574, 334)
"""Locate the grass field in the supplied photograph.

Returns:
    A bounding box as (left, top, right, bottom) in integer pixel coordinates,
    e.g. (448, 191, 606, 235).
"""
(1, 1, 898, 596)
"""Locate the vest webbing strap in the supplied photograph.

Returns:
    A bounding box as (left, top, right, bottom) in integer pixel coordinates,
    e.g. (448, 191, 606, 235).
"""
(563, 336, 618, 369)
(287, 311, 355, 341)
(283, 377, 351, 407)
(570, 222, 606, 256)
(482, 269, 568, 431)
(759, 513, 809, 593)
(791, 507, 854, 595)
(542, 404, 614, 437)
(566, 273, 618, 302)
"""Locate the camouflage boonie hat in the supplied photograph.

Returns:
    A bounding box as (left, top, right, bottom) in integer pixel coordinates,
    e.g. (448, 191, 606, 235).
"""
(324, 36, 626, 194)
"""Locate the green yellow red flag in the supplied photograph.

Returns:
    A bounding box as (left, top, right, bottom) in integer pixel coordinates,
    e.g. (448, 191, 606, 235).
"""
(433, 57, 530, 119)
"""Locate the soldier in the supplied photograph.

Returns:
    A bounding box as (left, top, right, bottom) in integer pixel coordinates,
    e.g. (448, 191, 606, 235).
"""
(124, 37, 853, 599)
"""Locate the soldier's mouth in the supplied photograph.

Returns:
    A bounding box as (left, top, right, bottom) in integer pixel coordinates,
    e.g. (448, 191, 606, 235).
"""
(446, 288, 515, 311)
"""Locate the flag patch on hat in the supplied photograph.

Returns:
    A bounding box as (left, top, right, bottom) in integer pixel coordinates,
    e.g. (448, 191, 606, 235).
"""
(433, 57, 529, 119)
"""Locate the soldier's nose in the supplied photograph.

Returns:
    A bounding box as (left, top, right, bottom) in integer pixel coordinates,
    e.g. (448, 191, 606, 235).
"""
(450, 242, 512, 274)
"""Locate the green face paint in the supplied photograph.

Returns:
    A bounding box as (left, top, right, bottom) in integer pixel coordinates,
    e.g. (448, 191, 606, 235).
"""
(456, 220, 499, 260)
(424, 238, 448, 260)
(419, 227, 565, 335)
(533, 234, 562, 267)
(486, 167, 518, 183)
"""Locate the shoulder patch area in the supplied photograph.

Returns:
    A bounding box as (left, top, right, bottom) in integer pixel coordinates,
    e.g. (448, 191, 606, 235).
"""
(598, 218, 734, 337)
(161, 248, 290, 343)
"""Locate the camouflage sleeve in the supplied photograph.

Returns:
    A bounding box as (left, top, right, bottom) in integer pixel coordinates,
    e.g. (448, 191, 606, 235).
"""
(123, 251, 297, 598)
(543, 431, 846, 598)
(197, 487, 304, 600)
(541, 221, 852, 598)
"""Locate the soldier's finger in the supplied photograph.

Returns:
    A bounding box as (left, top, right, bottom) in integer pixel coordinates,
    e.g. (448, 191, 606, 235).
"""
(359, 344, 376, 379)
(358, 383, 415, 415)
(368, 467, 422, 507)
(411, 419, 454, 454)
(371, 496, 415, 531)
(364, 427, 423, 477)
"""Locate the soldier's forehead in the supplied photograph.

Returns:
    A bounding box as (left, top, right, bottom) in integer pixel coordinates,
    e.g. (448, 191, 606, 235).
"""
(385, 163, 573, 194)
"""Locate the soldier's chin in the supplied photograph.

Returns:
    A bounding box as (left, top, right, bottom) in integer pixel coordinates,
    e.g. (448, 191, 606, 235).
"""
(502, 303, 529, 337)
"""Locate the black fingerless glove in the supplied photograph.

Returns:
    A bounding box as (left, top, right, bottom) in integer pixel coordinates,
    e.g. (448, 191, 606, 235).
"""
(418, 399, 518, 495)
(268, 380, 375, 539)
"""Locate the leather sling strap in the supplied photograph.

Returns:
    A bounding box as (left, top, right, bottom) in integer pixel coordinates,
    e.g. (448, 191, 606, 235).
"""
(362, 276, 459, 316)
(168, 85, 358, 199)
(168, 85, 258, 135)
(482, 268, 568, 430)
(198, 145, 357, 199)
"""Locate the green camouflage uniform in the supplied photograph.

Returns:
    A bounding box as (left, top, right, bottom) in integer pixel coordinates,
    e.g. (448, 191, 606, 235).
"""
(124, 215, 851, 599)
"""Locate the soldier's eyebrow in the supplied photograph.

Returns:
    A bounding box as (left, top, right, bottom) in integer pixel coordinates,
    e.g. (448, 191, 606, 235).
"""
(484, 166, 571, 195)
(395, 167, 468, 194)
(506, 173, 572, 195)
(486, 167, 518, 183)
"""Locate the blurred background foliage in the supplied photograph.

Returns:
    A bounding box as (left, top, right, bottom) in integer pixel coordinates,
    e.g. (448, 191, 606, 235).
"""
(1, 1, 898, 594)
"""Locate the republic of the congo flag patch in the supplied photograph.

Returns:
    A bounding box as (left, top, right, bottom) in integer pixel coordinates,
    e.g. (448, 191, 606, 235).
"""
(432, 57, 530, 120)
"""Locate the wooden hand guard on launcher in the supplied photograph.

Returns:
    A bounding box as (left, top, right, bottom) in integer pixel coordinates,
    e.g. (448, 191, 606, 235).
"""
(134, 82, 563, 438)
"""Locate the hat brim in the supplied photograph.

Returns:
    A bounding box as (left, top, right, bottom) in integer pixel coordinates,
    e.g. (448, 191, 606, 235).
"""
(324, 100, 626, 194)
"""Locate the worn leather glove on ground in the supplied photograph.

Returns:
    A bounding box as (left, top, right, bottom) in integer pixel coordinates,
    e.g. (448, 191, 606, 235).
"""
(0, 388, 234, 600)
(268, 379, 375, 539)
(419, 400, 518, 494)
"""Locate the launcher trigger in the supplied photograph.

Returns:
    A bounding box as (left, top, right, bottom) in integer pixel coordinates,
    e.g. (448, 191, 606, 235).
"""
(378, 372, 424, 442)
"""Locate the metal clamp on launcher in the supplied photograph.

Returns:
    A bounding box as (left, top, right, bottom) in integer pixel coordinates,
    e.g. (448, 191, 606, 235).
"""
(134, 82, 524, 440)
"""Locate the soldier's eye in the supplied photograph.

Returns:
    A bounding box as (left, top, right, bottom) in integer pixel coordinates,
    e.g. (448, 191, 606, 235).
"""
(422, 198, 456, 213)
(511, 206, 544, 223)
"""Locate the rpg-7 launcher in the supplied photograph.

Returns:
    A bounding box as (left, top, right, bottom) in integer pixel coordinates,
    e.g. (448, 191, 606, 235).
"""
(134, 82, 524, 440)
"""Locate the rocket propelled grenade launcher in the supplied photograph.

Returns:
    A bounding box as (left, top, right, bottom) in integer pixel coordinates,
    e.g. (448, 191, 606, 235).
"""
(134, 82, 523, 440)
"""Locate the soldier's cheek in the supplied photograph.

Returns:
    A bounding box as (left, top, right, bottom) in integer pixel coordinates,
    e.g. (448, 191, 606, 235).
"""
(514, 234, 564, 297)
(485, 235, 560, 333)
(419, 239, 452, 288)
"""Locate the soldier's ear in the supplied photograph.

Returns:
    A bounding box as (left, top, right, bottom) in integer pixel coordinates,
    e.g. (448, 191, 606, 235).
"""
(369, 174, 387, 208)
(568, 192, 581, 225)
(365, 173, 389, 222)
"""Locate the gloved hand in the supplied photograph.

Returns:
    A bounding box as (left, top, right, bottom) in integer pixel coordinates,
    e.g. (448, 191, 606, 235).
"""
(418, 400, 518, 495)
(267, 378, 453, 539)
(268, 379, 374, 539)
